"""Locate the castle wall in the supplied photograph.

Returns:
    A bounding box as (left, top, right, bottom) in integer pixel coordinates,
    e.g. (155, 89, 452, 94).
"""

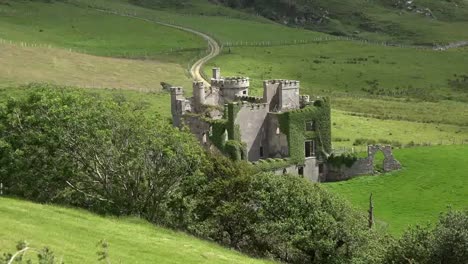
(171, 87, 188, 127)
(273, 157, 319, 182)
(265, 113, 289, 158)
(279, 81, 300, 111)
(324, 145, 402, 182)
(183, 115, 212, 148)
(234, 103, 269, 161)
(263, 80, 281, 111)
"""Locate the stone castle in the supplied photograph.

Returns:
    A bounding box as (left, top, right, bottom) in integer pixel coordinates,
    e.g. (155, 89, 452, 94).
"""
(170, 68, 401, 182)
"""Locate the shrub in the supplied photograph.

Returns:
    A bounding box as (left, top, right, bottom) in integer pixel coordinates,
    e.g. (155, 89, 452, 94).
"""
(187, 159, 389, 263)
(384, 210, 468, 264)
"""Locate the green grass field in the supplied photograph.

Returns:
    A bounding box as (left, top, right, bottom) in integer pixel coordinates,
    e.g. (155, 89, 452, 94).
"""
(331, 110, 468, 149)
(0, 198, 271, 264)
(0, 42, 193, 90)
(324, 145, 468, 235)
(207, 42, 468, 102)
(0, 1, 205, 61)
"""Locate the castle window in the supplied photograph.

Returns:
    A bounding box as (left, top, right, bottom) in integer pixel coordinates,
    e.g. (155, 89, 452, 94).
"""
(319, 164, 324, 174)
(243, 90, 247, 95)
(305, 141, 315, 157)
(276, 127, 280, 135)
(298, 166, 304, 176)
(260, 146, 264, 157)
(305, 121, 315, 131)
(202, 133, 207, 144)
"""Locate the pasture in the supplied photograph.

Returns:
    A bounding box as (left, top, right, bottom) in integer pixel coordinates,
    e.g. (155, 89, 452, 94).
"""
(324, 145, 468, 235)
(0, 0, 205, 61)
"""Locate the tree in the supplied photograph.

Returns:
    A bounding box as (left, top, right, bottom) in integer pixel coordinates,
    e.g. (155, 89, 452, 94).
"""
(0, 84, 206, 223)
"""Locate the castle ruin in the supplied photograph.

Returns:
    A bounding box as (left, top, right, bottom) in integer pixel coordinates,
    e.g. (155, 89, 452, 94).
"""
(170, 68, 401, 181)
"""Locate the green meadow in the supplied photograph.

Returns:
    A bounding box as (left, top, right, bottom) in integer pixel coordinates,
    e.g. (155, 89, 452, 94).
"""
(207, 42, 468, 102)
(0, 198, 271, 264)
(324, 145, 468, 235)
(0, 1, 205, 61)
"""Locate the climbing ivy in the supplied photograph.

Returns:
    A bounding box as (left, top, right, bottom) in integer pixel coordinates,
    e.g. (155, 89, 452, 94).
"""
(225, 140, 246, 161)
(277, 97, 331, 163)
(227, 103, 242, 141)
(208, 119, 228, 151)
(327, 153, 358, 168)
(252, 158, 295, 172)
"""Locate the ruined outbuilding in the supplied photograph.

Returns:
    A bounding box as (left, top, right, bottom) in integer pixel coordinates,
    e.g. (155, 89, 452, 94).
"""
(170, 68, 401, 182)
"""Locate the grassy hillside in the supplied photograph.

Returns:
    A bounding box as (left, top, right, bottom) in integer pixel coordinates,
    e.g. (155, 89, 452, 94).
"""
(207, 42, 468, 103)
(332, 110, 468, 149)
(213, 0, 468, 44)
(0, 42, 192, 90)
(0, 0, 205, 61)
(324, 145, 468, 235)
(0, 198, 271, 264)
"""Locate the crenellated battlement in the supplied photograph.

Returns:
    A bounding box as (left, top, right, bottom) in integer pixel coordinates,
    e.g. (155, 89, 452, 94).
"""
(211, 77, 250, 89)
(170, 86, 184, 95)
(235, 95, 264, 103)
(231, 101, 269, 110)
(264, 79, 300, 88)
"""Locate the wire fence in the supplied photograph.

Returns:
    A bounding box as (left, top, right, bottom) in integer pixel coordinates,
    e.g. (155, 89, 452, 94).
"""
(223, 36, 443, 50)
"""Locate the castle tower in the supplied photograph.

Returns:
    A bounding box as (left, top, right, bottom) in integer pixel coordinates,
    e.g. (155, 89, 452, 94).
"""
(170, 87, 185, 127)
(279, 80, 300, 111)
(193, 81, 205, 111)
(213, 67, 221, 80)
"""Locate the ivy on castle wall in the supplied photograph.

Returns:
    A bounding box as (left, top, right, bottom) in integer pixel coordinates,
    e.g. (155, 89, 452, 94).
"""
(225, 140, 247, 161)
(201, 102, 246, 161)
(327, 153, 358, 168)
(278, 98, 331, 164)
(252, 158, 295, 172)
(227, 103, 242, 141)
(208, 119, 228, 151)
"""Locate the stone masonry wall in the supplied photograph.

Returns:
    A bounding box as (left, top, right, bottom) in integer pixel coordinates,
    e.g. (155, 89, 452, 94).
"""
(234, 103, 269, 161)
(324, 145, 402, 182)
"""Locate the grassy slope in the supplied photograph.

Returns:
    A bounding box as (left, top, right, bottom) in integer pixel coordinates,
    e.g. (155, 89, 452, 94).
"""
(207, 42, 468, 102)
(0, 1, 205, 60)
(324, 145, 468, 235)
(0, 42, 192, 90)
(331, 110, 468, 149)
(0, 198, 271, 264)
(212, 0, 468, 44)
(77, 0, 327, 43)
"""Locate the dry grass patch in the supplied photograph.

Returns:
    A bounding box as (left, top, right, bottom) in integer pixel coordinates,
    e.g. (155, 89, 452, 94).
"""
(0, 43, 192, 90)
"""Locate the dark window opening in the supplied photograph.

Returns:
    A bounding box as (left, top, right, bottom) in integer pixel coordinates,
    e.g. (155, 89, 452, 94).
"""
(243, 90, 247, 95)
(319, 164, 324, 174)
(260, 146, 264, 157)
(305, 141, 315, 157)
(298, 166, 304, 176)
(305, 121, 315, 131)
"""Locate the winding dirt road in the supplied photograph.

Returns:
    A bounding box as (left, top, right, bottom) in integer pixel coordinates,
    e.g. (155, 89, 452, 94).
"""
(94, 8, 220, 86)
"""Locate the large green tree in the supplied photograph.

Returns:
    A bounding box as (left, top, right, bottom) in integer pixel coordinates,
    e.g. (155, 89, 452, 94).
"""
(0, 84, 205, 223)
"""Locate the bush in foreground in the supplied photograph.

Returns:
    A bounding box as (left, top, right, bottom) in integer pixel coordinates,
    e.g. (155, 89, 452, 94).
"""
(0, 84, 205, 223)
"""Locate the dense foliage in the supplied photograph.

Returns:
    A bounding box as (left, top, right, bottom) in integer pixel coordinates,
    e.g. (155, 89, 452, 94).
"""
(0, 84, 205, 222)
(384, 210, 468, 264)
(185, 155, 390, 263)
(1, 86, 466, 263)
